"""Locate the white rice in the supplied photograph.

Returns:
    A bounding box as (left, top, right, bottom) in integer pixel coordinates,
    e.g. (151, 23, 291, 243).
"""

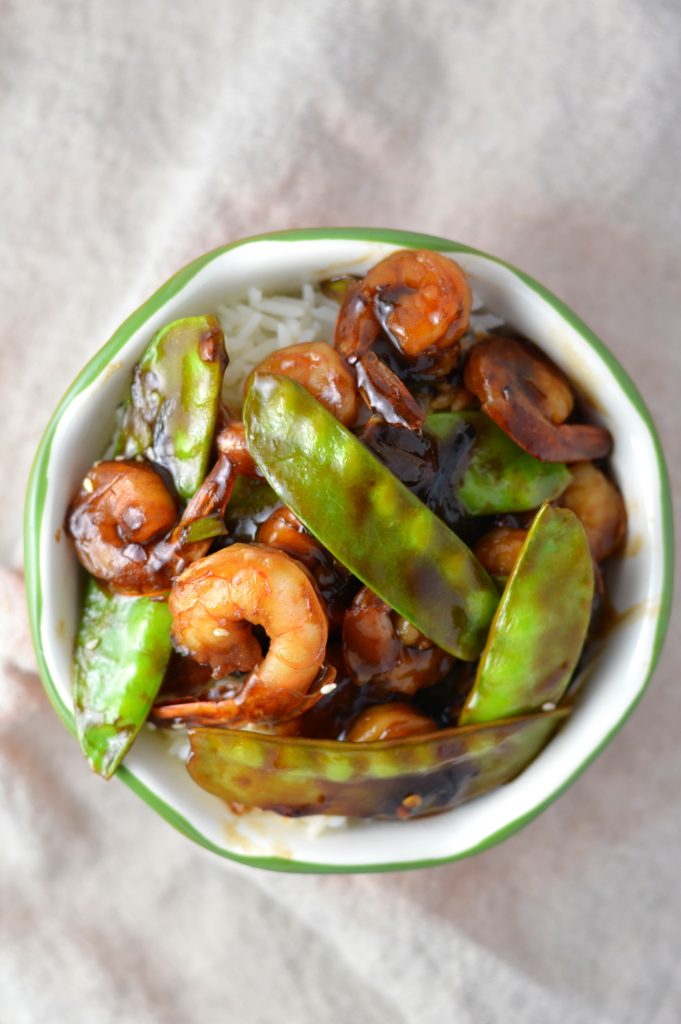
(218, 282, 340, 414)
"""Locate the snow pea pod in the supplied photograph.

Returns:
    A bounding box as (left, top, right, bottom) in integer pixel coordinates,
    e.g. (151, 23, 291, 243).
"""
(73, 315, 226, 776)
(115, 315, 227, 500)
(186, 707, 567, 819)
(73, 579, 172, 778)
(426, 412, 571, 516)
(460, 503, 593, 724)
(243, 373, 499, 660)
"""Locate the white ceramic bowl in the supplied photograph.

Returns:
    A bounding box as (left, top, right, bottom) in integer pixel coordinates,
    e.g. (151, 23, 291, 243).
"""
(24, 229, 673, 873)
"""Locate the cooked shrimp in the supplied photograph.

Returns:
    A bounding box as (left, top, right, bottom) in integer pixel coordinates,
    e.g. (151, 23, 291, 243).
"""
(343, 586, 453, 695)
(215, 418, 260, 477)
(464, 336, 612, 462)
(473, 527, 527, 578)
(67, 455, 235, 595)
(335, 249, 472, 360)
(248, 341, 359, 426)
(154, 543, 330, 725)
(346, 702, 436, 742)
(559, 462, 626, 561)
(355, 350, 425, 430)
(67, 460, 179, 593)
(256, 506, 318, 564)
(250, 337, 424, 431)
(255, 506, 352, 625)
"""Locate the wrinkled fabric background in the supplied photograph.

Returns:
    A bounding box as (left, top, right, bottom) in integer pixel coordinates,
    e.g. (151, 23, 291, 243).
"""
(1, 2, 680, 1021)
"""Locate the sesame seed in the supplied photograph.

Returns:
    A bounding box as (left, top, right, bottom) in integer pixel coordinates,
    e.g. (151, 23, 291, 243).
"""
(213, 627, 230, 637)
(542, 701, 556, 711)
(84, 637, 99, 650)
(320, 682, 337, 695)
(82, 477, 94, 493)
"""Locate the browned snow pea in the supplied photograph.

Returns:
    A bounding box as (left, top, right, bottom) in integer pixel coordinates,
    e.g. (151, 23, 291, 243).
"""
(115, 315, 227, 501)
(460, 503, 594, 725)
(186, 707, 567, 819)
(72, 315, 227, 777)
(425, 411, 571, 516)
(243, 373, 499, 661)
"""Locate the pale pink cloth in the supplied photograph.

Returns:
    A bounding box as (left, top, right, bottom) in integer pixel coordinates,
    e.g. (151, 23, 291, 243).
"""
(1, 2, 680, 1022)
(0, 571, 38, 725)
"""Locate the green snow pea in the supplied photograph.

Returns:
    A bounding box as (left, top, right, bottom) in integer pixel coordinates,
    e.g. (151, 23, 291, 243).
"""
(73, 314, 227, 776)
(115, 315, 227, 500)
(460, 503, 594, 725)
(186, 707, 567, 819)
(244, 373, 499, 660)
(426, 412, 571, 516)
(73, 579, 173, 778)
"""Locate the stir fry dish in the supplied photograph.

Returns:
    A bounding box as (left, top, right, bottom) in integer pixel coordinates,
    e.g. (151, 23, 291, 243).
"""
(65, 250, 627, 820)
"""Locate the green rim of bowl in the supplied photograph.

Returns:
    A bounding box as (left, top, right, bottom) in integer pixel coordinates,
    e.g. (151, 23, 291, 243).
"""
(24, 227, 674, 874)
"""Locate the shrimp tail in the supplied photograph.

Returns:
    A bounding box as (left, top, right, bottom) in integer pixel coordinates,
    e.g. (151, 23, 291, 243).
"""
(152, 664, 336, 726)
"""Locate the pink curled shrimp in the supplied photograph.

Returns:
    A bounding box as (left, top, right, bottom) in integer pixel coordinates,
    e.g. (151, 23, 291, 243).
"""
(473, 526, 528, 579)
(153, 543, 331, 726)
(247, 341, 360, 426)
(342, 586, 453, 696)
(346, 702, 437, 742)
(559, 462, 626, 561)
(335, 249, 472, 361)
(255, 506, 353, 627)
(464, 335, 612, 462)
(354, 350, 425, 430)
(249, 339, 424, 430)
(66, 412, 268, 596)
(66, 450, 238, 596)
(215, 417, 261, 477)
